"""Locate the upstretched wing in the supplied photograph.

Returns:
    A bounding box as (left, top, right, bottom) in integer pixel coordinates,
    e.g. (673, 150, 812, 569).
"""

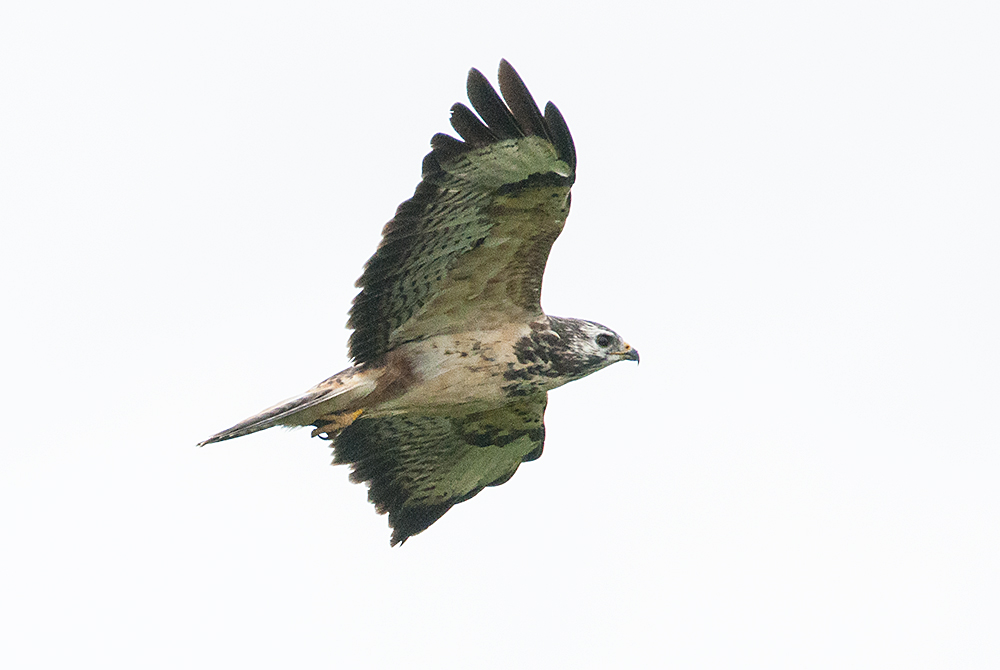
(329, 394, 547, 545)
(347, 60, 577, 365)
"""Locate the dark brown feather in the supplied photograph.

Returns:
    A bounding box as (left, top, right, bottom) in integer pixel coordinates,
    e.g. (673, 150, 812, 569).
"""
(449, 103, 496, 146)
(544, 102, 577, 171)
(466, 67, 524, 139)
(497, 59, 551, 142)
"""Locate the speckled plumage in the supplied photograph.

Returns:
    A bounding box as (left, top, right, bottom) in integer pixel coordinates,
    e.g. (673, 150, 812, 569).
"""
(200, 61, 638, 545)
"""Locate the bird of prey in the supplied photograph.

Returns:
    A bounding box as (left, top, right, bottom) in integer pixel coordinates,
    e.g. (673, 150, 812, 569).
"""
(200, 61, 639, 545)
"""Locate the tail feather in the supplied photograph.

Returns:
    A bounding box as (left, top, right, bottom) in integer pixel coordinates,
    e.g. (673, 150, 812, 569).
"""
(198, 366, 374, 446)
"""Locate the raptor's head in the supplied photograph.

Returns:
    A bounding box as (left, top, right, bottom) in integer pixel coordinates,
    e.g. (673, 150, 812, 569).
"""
(545, 317, 639, 381)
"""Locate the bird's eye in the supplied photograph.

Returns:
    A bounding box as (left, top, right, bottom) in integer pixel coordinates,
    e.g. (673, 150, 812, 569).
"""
(595, 333, 613, 348)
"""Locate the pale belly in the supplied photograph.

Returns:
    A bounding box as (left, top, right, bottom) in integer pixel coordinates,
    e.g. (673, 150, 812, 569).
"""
(374, 324, 539, 413)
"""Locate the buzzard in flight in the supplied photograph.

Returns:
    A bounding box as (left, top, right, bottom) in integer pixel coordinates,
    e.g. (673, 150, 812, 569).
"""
(200, 61, 639, 545)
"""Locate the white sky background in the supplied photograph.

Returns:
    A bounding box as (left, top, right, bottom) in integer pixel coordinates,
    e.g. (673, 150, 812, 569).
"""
(1, 1, 997, 667)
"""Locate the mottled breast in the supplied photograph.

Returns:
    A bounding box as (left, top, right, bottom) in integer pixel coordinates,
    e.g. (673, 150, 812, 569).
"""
(374, 320, 568, 413)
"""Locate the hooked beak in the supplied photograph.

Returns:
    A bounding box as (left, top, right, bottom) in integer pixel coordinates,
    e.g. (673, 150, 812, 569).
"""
(613, 342, 640, 364)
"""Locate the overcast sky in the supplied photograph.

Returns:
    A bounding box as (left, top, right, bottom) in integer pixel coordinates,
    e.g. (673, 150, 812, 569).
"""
(2, 2, 998, 668)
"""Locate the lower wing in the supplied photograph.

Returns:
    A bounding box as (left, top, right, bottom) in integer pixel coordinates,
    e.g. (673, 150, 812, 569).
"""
(328, 394, 548, 545)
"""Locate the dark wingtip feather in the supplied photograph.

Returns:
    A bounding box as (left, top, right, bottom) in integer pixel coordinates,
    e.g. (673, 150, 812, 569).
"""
(449, 103, 496, 147)
(388, 503, 453, 546)
(429, 132, 464, 161)
(426, 60, 574, 171)
(467, 67, 523, 140)
(544, 102, 576, 171)
(497, 60, 550, 141)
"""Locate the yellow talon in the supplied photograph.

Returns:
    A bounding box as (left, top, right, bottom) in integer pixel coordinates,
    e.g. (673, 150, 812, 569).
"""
(311, 409, 364, 438)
